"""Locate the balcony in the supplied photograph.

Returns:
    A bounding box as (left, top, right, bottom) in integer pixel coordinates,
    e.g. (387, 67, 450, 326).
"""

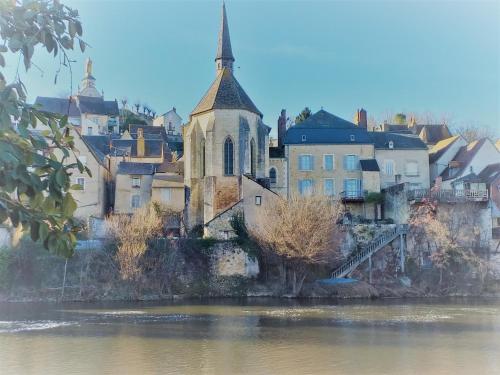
(340, 190, 365, 202)
(407, 189, 489, 203)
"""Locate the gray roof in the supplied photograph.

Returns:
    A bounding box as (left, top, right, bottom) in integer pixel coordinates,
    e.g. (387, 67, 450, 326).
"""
(478, 163, 500, 184)
(191, 68, 262, 117)
(82, 135, 163, 159)
(34, 96, 80, 117)
(34, 95, 119, 117)
(216, 2, 234, 63)
(440, 138, 489, 181)
(284, 110, 372, 145)
(360, 159, 380, 172)
(117, 162, 156, 175)
(128, 124, 167, 141)
(451, 173, 484, 185)
(371, 132, 428, 150)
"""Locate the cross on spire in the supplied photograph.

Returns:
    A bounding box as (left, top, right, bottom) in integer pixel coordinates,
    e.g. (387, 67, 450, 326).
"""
(215, 1, 234, 74)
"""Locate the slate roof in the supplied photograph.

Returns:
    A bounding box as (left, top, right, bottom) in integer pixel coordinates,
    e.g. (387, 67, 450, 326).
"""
(34, 95, 119, 117)
(440, 138, 488, 181)
(34, 96, 80, 117)
(112, 139, 163, 158)
(269, 146, 285, 158)
(429, 135, 462, 164)
(370, 132, 427, 150)
(117, 162, 156, 175)
(191, 68, 262, 117)
(284, 110, 372, 145)
(418, 124, 452, 145)
(153, 174, 184, 183)
(478, 163, 500, 184)
(216, 2, 234, 62)
(128, 124, 167, 141)
(82, 135, 163, 159)
(360, 159, 380, 172)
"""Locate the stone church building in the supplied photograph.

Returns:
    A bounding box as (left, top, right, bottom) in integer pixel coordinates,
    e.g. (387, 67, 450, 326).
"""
(184, 3, 272, 231)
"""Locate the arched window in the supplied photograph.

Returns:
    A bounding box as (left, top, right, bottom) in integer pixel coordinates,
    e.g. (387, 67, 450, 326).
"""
(250, 139, 256, 177)
(269, 167, 277, 184)
(224, 137, 234, 176)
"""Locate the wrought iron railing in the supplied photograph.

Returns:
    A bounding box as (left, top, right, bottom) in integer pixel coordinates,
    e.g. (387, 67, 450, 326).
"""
(407, 188, 488, 202)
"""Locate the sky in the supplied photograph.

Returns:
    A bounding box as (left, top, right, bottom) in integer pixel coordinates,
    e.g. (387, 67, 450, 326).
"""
(4, 0, 500, 137)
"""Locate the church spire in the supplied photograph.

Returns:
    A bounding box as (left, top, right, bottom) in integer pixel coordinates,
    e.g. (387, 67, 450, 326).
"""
(215, 2, 234, 74)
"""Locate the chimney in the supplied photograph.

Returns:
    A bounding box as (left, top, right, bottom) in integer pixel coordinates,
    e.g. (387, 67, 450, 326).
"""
(355, 108, 367, 129)
(137, 128, 145, 158)
(277, 109, 287, 148)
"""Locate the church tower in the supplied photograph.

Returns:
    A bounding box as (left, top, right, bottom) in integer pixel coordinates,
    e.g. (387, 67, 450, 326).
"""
(184, 2, 271, 230)
(79, 58, 102, 98)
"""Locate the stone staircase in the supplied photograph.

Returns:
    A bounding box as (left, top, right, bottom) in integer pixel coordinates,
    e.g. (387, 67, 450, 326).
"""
(331, 225, 408, 279)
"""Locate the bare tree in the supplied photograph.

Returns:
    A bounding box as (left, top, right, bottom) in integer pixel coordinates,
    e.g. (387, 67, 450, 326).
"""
(105, 202, 164, 281)
(252, 195, 344, 295)
(454, 124, 497, 143)
(134, 101, 140, 113)
(121, 97, 128, 110)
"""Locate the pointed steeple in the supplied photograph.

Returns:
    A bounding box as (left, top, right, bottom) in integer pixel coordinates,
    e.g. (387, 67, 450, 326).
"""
(215, 2, 234, 74)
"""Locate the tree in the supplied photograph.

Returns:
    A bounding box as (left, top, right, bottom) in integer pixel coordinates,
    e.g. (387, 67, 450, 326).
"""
(252, 195, 344, 295)
(120, 97, 128, 109)
(407, 201, 485, 285)
(393, 113, 407, 125)
(454, 124, 497, 143)
(134, 101, 140, 113)
(105, 202, 164, 280)
(0, 0, 90, 257)
(295, 107, 312, 124)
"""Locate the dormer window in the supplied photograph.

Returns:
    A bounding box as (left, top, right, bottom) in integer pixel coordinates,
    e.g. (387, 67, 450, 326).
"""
(350, 135, 355, 142)
(388, 141, 394, 149)
(301, 135, 307, 142)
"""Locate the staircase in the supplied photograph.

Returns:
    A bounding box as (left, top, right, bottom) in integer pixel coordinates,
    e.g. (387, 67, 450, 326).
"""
(331, 225, 408, 279)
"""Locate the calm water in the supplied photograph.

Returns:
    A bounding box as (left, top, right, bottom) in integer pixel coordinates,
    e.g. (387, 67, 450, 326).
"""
(0, 298, 499, 375)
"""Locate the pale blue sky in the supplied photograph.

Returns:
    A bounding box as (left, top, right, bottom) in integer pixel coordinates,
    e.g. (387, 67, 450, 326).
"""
(5, 0, 500, 136)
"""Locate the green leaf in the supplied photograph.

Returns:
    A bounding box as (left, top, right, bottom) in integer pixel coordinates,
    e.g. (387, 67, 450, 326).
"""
(30, 221, 40, 242)
(70, 184, 83, 190)
(62, 193, 77, 217)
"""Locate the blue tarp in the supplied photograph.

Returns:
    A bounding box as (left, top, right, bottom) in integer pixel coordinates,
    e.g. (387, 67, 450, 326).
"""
(316, 278, 359, 285)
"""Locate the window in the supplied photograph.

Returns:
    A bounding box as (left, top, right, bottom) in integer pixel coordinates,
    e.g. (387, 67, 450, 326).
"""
(78, 156, 87, 166)
(255, 196, 262, 205)
(388, 140, 394, 149)
(269, 167, 277, 184)
(405, 161, 419, 176)
(350, 134, 355, 142)
(131, 195, 141, 208)
(250, 139, 256, 177)
(301, 135, 307, 142)
(323, 154, 334, 171)
(87, 127, 93, 136)
(324, 178, 335, 196)
(76, 177, 85, 190)
(132, 176, 141, 188)
(224, 137, 234, 175)
(384, 160, 394, 176)
(344, 179, 362, 197)
(298, 179, 314, 196)
(343, 155, 359, 171)
(161, 188, 172, 202)
(298, 155, 314, 171)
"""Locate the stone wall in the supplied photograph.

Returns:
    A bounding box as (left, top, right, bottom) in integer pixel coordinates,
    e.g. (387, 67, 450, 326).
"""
(204, 202, 243, 240)
(209, 242, 259, 278)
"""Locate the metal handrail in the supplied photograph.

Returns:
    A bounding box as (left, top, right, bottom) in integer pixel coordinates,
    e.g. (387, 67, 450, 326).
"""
(331, 225, 407, 279)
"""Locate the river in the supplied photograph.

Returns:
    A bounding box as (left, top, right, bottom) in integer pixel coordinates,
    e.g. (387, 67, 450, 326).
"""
(0, 298, 499, 374)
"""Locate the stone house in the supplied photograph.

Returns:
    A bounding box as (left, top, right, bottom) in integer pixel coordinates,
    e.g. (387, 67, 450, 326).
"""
(283, 109, 380, 219)
(114, 162, 155, 214)
(52, 128, 111, 221)
(438, 138, 500, 189)
(429, 135, 467, 183)
(371, 132, 430, 190)
(153, 107, 183, 135)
